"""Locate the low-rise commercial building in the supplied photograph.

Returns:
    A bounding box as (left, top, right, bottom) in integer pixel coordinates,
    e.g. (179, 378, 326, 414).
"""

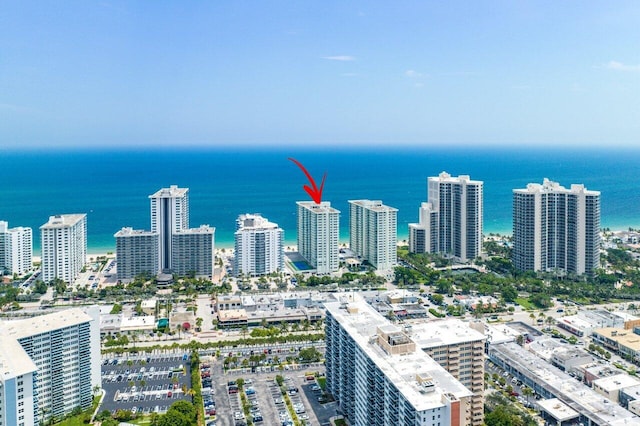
(592, 374, 640, 404)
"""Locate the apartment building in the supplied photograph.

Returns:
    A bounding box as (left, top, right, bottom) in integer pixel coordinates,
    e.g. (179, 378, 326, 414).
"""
(297, 201, 340, 274)
(0, 221, 32, 276)
(349, 200, 398, 271)
(40, 214, 87, 284)
(412, 320, 486, 426)
(234, 214, 284, 277)
(0, 307, 100, 424)
(114, 227, 159, 281)
(171, 225, 215, 278)
(325, 294, 473, 426)
(409, 172, 483, 262)
(512, 179, 600, 276)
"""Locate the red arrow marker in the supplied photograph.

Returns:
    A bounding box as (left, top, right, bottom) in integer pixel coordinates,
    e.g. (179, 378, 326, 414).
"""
(288, 157, 326, 204)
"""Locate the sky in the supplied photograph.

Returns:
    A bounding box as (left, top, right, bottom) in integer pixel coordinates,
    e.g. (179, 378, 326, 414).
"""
(1, 1, 639, 149)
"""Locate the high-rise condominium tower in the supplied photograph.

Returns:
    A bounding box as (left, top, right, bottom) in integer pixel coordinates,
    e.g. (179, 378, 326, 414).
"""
(325, 294, 473, 426)
(512, 179, 600, 276)
(40, 214, 87, 284)
(349, 200, 398, 271)
(0, 221, 32, 276)
(234, 214, 284, 277)
(409, 172, 483, 262)
(114, 227, 159, 281)
(297, 201, 340, 274)
(0, 307, 100, 425)
(149, 185, 189, 271)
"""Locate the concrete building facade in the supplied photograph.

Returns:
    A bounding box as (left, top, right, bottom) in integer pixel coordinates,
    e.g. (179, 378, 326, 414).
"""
(171, 225, 215, 278)
(234, 214, 284, 277)
(40, 214, 87, 284)
(409, 172, 483, 262)
(349, 200, 398, 271)
(0, 307, 100, 424)
(0, 221, 32, 276)
(297, 201, 340, 274)
(114, 228, 159, 281)
(512, 179, 600, 276)
(325, 295, 473, 426)
(149, 185, 189, 272)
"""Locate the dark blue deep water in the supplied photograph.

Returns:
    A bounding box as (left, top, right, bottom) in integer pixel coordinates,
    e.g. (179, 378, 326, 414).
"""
(1, 146, 639, 253)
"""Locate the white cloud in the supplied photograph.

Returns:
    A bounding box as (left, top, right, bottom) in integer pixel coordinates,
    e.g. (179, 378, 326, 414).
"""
(405, 69, 423, 78)
(605, 61, 640, 72)
(323, 55, 355, 61)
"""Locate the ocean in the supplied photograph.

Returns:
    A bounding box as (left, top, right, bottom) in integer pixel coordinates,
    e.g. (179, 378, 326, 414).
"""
(1, 146, 639, 254)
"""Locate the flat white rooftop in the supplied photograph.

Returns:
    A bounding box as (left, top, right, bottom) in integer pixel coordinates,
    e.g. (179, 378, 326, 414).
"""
(410, 318, 485, 348)
(297, 201, 340, 214)
(1, 308, 92, 339)
(149, 185, 188, 198)
(537, 398, 579, 422)
(326, 294, 472, 412)
(40, 213, 86, 229)
(593, 373, 640, 392)
(348, 199, 398, 213)
(0, 334, 37, 379)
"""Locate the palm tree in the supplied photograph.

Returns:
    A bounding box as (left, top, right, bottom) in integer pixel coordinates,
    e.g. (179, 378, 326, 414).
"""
(176, 323, 182, 339)
(529, 312, 536, 324)
(522, 386, 534, 405)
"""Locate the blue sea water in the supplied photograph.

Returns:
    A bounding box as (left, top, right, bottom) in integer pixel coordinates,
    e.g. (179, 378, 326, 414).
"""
(1, 146, 639, 254)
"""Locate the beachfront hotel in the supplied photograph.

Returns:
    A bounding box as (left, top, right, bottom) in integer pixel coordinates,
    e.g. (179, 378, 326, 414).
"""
(348, 200, 398, 271)
(234, 213, 284, 277)
(0, 221, 32, 276)
(297, 201, 340, 274)
(40, 214, 87, 284)
(325, 294, 473, 426)
(149, 185, 190, 272)
(409, 172, 483, 262)
(114, 227, 159, 281)
(512, 179, 601, 276)
(0, 307, 100, 425)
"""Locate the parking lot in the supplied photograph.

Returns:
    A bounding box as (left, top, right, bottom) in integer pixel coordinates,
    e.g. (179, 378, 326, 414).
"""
(205, 343, 335, 426)
(101, 354, 192, 417)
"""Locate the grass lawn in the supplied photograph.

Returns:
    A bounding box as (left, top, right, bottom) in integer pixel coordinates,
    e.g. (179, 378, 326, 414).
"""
(317, 376, 327, 390)
(334, 419, 347, 426)
(515, 297, 534, 310)
(55, 397, 100, 426)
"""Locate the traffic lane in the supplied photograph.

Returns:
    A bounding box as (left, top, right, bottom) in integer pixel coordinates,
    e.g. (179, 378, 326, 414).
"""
(298, 378, 334, 426)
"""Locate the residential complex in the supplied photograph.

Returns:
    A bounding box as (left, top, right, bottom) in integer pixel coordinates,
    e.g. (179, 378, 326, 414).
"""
(170, 225, 215, 278)
(40, 214, 87, 284)
(297, 201, 340, 274)
(114, 228, 159, 281)
(409, 172, 483, 262)
(149, 185, 190, 271)
(234, 213, 284, 277)
(349, 200, 398, 271)
(325, 294, 473, 426)
(412, 320, 486, 426)
(0, 307, 100, 424)
(116, 186, 214, 281)
(512, 179, 601, 276)
(0, 221, 32, 276)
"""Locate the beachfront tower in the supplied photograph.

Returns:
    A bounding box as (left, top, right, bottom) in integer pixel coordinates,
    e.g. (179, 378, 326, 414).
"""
(0, 221, 33, 276)
(40, 214, 87, 284)
(114, 227, 159, 282)
(409, 172, 483, 262)
(348, 200, 398, 271)
(512, 179, 600, 276)
(297, 201, 340, 274)
(171, 225, 215, 279)
(149, 185, 189, 272)
(234, 214, 284, 277)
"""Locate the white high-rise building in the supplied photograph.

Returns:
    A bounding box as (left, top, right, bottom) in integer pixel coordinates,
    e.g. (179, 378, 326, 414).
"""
(325, 294, 473, 426)
(149, 185, 189, 272)
(409, 172, 483, 262)
(0, 221, 32, 276)
(234, 214, 284, 277)
(513, 179, 601, 276)
(297, 201, 340, 275)
(349, 200, 398, 271)
(0, 307, 100, 425)
(40, 214, 87, 284)
(114, 227, 159, 282)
